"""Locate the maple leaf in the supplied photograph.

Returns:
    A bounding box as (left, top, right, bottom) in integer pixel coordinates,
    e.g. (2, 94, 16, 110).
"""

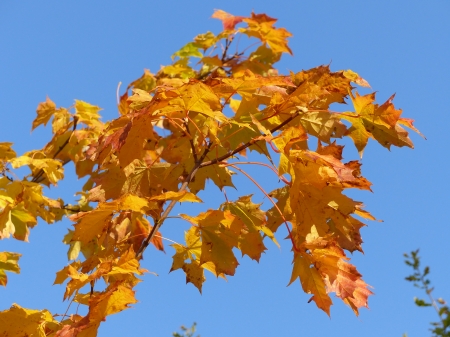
(232, 45, 281, 76)
(193, 31, 217, 51)
(128, 69, 157, 93)
(127, 213, 164, 253)
(188, 164, 235, 193)
(88, 283, 138, 325)
(180, 210, 243, 276)
(172, 42, 204, 60)
(0, 252, 21, 286)
(150, 190, 202, 203)
(0, 203, 38, 242)
(303, 234, 373, 315)
(74, 100, 103, 130)
(71, 194, 158, 244)
(340, 91, 417, 156)
(32, 96, 57, 130)
(297, 112, 347, 143)
(287, 149, 372, 253)
(171, 226, 226, 292)
(212, 9, 244, 30)
(289, 253, 332, 315)
(117, 114, 159, 169)
(0, 304, 61, 336)
(213, 70, 294, 101)
(162, 58, 196, 79)
(221, 195, 271, 261)
(343, 69, 371, 88)
(266, 186, 293, 233)
(0, 143, 16, 172)
(119, 69, 157, 115)
(241, 12, 293, 55)
(10, 156, 64, 186)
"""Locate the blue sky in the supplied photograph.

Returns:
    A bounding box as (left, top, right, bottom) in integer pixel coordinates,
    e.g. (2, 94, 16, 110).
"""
(1, 1, 449, 336)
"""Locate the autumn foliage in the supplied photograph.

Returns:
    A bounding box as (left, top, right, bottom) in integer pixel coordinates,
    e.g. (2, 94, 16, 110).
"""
(0, 10, 421, 336)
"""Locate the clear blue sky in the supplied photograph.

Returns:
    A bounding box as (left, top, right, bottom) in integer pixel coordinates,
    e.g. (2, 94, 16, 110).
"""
(1, 1, 449, 336)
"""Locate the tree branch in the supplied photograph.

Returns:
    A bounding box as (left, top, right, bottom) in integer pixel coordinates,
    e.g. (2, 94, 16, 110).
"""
(200, 111, 300, 168)
(136, 143, 212, 260)
(136, 110, 301, 260)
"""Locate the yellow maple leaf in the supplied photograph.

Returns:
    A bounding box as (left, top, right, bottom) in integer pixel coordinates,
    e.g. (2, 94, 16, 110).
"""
(0, 252, 21, 286)
(242, 12, 293, 55)
(0, 142, 16, 171)
(340, 91, 415, 156)
(289, 253, 332, 315)
(88, 283, 138, 322)
(150, 191, 203, 203)
(0, 304, 61, 336)
(75, 100, 103, 130)
(32, 96, 57, 131)
(181, 210, 241, 276)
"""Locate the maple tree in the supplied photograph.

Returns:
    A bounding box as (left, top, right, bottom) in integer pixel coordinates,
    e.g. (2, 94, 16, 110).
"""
(0, 9, 422, 336)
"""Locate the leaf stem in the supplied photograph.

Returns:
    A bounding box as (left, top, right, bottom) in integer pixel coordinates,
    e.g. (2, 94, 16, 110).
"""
(224, 163, 298, 252)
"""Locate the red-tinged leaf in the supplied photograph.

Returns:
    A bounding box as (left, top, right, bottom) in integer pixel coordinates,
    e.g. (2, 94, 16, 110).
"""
(303, 237, 373, 315)
(343, 69, 371, 88)
(289, 253, 332, 315)
(316, 141, 344, 160)
(398, 117, 426, 139)
(132, 214, 164, 252)
(212, 9, 244, 30)
(342, 279, 373, 315)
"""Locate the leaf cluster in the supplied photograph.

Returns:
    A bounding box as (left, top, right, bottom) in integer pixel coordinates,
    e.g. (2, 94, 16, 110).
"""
(0, 10, 421, 336)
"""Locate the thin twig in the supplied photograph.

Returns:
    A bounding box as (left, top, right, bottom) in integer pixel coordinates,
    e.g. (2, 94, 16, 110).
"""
(32, 116, 79, 183)
(184, 119, 198, 162)
(221, 38, 233, 63)
(224, 163, 298, 251)
(220, 161, 290, 185)
(60, 295, 76, 322)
